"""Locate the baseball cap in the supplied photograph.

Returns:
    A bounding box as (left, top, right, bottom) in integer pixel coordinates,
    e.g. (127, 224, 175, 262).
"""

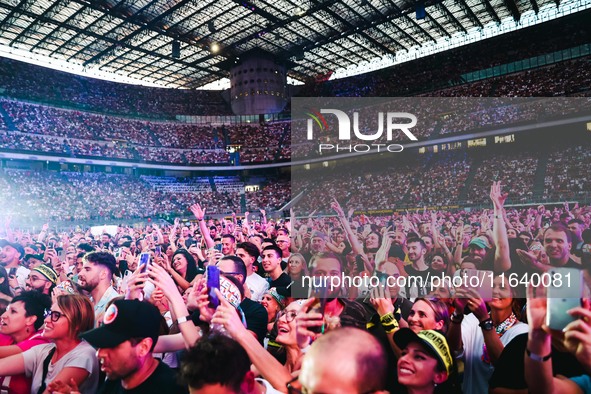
(80, 299, 161, 349)
(0, 240, 25, 259)
(394, 328, 453, 374)
(24, 253, 45, 262)
(469, 236, 491, 250)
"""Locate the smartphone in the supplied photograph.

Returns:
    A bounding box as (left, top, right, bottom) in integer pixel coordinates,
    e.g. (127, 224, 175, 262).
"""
(9, 267, 17, 277)
(309, 284, 328, 334)
(114, 249, 121, 260)
(139, 252, 150, 273)
(355, 255, 365, 273)
(464, 269, 493, 301)
(214, 243, 223, 253)
(546, 267, 583, 331)
(155, 245, 162, 257)
(206, 265, 221, 308)
(237, 219, 243, 227)
(48, 241, 55, 249)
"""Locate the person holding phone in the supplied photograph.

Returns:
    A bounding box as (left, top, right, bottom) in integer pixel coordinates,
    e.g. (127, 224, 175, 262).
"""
(447, 275, 527, 394)
(525, 285, 591, 394)
(212, 294, 305, 390)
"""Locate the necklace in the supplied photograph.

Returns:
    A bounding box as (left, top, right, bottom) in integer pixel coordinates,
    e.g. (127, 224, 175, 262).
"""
(494, 313, 518, 337)
(481, 313, 518, 365)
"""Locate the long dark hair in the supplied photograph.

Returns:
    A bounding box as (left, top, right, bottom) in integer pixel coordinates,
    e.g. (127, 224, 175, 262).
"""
(172, 249, 199, 283)
(0, 266, 12, 297)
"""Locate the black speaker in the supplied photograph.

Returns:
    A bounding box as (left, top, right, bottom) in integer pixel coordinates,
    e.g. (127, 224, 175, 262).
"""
(172, 41, 181, 58)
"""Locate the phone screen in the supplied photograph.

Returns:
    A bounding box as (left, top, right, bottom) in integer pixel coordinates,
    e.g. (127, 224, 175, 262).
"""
(206, 265, 221, 308)
(546, 267, 583, 331)
(309, 285, 328, 334)
(139, 252, 150, 273)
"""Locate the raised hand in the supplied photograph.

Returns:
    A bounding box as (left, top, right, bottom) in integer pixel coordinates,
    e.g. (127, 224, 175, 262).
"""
(490, 181, 508, 211)
(295, 298, 324, 348)
(211, 289, 247, 338)
(369, 285, 394, 317)
(189, 203, 206, 220)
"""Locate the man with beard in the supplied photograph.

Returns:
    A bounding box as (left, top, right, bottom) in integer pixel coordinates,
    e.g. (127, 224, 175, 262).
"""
(401, 238, 431, 300)
(0, 239, 28, 292)
(25, 265, 57, 295)
(77, 251, 119, 327)
(77, 299, 187, 394)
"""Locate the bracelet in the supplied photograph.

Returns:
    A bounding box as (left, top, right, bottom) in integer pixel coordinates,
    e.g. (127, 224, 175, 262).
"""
(176, 315, 192, 325)
(382, 324, 398, 334)
(526, 348, 551, 362)
(450, 312, 464, 324)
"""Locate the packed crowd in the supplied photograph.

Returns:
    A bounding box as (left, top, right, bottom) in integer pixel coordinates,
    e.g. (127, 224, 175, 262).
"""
(429, 57, 591, 98)
(0, 170, 291, 223)
(1, 179, 591, 393)
(0, 99, 292, 164)
(544, 145, 591, 201)
(296, 10, 591, 97)
(0, 58, 231, 117)
(2, 133, 591, 225)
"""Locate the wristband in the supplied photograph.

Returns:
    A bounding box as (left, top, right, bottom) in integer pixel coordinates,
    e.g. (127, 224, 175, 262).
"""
(176, 315, 192, 325)
(526, 348, 551, 362)
(380, 312, 395, 324)
(380, 312, 399, 333)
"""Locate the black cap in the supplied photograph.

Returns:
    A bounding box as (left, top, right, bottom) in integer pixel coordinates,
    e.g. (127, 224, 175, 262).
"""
(0, 239, 25, 259)
(80, 299, 161, 349)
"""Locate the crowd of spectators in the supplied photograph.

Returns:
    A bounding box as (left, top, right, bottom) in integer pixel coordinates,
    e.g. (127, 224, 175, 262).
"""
(0, 58, 231, 117)
(0, 170, 292, 223)
(465, 152, 538, 205)
(0, 100, 296, 164)
(296, 10, 591, 97)
(1, 176, 591, 393)
(544, 145, 591, 201)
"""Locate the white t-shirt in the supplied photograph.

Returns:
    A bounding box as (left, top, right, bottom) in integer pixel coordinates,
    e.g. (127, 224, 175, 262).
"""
(22, 341, 99, 394)
(246, 273, 269, 302)
(459, 313, 528, 394)
(256, 378, 284, 394)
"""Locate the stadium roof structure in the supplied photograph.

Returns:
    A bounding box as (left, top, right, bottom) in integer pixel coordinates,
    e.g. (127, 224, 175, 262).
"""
(0, 0, 571, 88)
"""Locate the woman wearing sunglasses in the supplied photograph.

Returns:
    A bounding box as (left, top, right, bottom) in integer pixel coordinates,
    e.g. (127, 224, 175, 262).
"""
(0, 294, 99, 393)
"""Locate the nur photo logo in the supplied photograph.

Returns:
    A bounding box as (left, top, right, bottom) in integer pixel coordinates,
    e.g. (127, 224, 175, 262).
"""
(305, 108, 419, 153)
